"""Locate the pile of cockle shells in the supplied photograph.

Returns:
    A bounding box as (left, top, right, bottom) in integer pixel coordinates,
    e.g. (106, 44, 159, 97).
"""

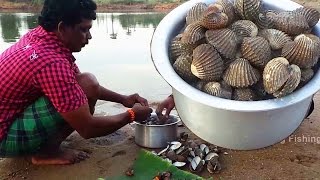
(170, 0, 320, 100)
(152, 133, 225, 174)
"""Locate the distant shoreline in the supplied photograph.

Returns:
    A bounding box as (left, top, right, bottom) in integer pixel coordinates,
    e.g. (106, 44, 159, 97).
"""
(0, 2, 181, 13)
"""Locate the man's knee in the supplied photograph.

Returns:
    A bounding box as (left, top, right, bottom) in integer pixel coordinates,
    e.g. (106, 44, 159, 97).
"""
(76, 73, 100, 98)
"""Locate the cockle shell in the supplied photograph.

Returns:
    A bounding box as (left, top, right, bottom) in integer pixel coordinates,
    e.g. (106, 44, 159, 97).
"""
(205, 28, 238, 59)
(254, 11, 275, 29)
(216, 0, 236, 25)
(199, 4, 229, 29)
(186, 2, 208, 25)
(300, 68, 314, 86)
(294, 7, 320, 28)
(223, 58, 260, 87)
(170, 34, 184, 63)
(258, 29, 292, 50)
(282, 34, 320, 68)
(263, 57, 290, 94)
(234, 0, 261, 21)
(203, 81, 232, 99)
(231, 20, 258, 43)
(273, 64, 301, 98)
(241, 36, 272, 68)
(191, 44, 224, 81)
(233, 88, 257, 101)
(181, 23, 206, 45)
(267, 11, 310, 35)
(173, 54, 199, 82)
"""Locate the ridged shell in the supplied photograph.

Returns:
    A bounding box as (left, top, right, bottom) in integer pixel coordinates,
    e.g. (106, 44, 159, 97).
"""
(267, 12, 310, 35)
(186, 3, 208, 25)
(281, 34, 320, 68)
(231, 20, 258, 43)
(203, 81, 232, 99)
(273, 64, 301, 98)
(170, 34, 183, 64)
(241, 36, 271, 68)
(205, 28, 238, 59)
(234, 0, 261, 21)
(199, 4, 229, 29)
(263, 57, 290, 94)
(193, 80, 208, 91)
(181, 23, 206, 45)
(191, 44, 224, 81)
(233, 88, 256, 101)
(254, 11, 275, 29)
(300, 68, 314, 86)
(258, 29, 292, 50)
(223, 58, 260, 87)
(294, 7, 320, 28)
(173, 54, 198, 82)
(216, 0, 235, 25)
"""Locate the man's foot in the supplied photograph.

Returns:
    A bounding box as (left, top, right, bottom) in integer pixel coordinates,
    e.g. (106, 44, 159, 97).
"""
(31, 148, 90, 165)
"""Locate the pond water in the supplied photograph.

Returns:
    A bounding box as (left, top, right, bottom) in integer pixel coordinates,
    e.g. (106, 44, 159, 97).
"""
(0, 12, 173, 112)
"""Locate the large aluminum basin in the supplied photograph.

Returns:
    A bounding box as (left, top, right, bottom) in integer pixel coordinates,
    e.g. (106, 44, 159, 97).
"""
(150, 0, 320, 150)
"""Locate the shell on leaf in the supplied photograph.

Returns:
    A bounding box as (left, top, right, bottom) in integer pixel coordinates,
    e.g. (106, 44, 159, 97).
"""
(273, 64, 301, 98)
(191, 44, 224, 81)
(233, 88, 257, 101)
(263, 57, 290, 94)
(223, 58, 260, 88)
(294, 7, 320, 28)
(267, 11, 310, 35)
(199, 4, 229, 29)
(173, 54, 199, 83)
(216, 0, 236, 25)
(231, 20, 258, 43)
(203, 81, 232, 99)
(186, 2, 208, 25)
(281, 34, 320, 68)
(205, 28, 238, 59)
(258, 29, 292, 50)
(234, 0, 261, 21)
(181, 23, 206, 45)
(241, 36, 272, 68)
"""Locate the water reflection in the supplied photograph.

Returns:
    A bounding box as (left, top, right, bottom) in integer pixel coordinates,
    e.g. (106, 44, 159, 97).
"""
(0, 12, 172, 104)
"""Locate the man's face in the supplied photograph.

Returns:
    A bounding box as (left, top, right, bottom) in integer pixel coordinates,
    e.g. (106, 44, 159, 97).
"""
(61, 19, 93, 52)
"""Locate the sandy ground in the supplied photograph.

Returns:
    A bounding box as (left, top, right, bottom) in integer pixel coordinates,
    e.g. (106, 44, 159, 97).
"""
(1, 0, 320, 179)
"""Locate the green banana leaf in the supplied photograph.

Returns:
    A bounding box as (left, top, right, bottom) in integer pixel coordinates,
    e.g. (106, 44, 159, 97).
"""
(104, 149, 212, 180)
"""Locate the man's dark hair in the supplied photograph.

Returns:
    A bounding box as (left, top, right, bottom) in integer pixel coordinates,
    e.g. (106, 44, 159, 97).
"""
(38, 0, 97, 32)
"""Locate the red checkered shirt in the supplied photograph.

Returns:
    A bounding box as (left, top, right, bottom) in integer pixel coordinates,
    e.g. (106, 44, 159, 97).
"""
(0, 26, 88, 141)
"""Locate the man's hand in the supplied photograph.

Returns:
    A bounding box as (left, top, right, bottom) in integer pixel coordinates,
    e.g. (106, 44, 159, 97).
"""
(131, 103, 153, 122)
(122, 93, 148, 107)
(156, 95, 175, 118)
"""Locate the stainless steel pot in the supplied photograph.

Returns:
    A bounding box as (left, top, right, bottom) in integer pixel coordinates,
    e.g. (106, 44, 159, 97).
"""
(150, 0, 320, 150)
(134, 113, 181, 148)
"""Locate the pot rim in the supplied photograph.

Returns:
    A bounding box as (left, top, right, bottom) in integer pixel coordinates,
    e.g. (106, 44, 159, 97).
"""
(133, 113, 181, 127)
(150, 0, 320, 112)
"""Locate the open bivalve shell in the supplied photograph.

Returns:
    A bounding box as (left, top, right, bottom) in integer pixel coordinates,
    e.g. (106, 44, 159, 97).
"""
(191, 44, 224, 81)
(223, 58, 260, 88)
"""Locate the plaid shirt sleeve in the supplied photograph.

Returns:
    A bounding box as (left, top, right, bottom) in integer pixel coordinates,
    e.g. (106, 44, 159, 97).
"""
(33, 61, 88, 113)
